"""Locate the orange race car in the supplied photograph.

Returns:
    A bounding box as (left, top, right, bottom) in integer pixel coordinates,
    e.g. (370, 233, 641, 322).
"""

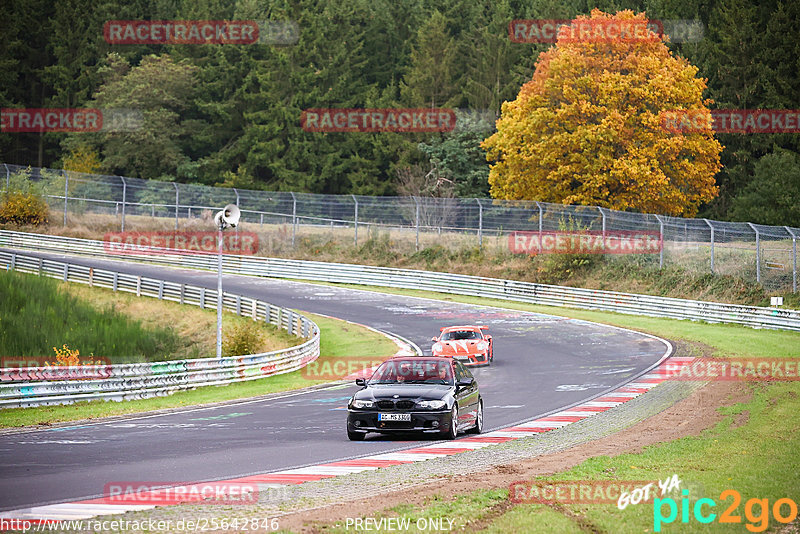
(431, 325, 493, 366)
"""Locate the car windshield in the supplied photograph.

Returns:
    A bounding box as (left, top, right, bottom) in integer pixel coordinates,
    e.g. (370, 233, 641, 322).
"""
(368, 359, 454, 385)
(441, 330, 481, 341)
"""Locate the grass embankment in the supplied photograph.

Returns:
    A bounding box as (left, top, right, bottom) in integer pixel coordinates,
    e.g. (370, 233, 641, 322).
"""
(5, 214, 797, 308)
(0, 269, 296, 363)
(302, 286, 800, 534)
(0, 272, 397, 428)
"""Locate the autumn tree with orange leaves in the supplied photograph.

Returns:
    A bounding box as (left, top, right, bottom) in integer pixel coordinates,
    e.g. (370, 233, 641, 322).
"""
(482, 10, 722, 217)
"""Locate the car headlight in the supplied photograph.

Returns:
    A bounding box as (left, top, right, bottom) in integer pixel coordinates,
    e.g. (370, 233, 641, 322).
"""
(432, 343, 443, 352)
(477, 341, 488, 351)
(351, 400, 374, 409)
(417, 400, 447, 410)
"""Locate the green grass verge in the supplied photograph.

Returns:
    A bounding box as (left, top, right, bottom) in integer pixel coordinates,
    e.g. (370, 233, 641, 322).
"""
(0, 312, 398, 428)
(298, 282, 800, 533)
(0, 269, 182, 363)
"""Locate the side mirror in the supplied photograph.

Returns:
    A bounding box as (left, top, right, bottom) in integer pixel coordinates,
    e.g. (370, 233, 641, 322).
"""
(456, 377, 474, 388)
(355, 378, 366, 386)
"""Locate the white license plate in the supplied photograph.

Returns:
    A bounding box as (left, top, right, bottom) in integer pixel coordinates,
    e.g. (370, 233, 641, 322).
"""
(378, 413, 411, 422)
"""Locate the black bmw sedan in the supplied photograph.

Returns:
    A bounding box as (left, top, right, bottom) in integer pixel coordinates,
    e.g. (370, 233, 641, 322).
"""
(346, 356, 483, 441)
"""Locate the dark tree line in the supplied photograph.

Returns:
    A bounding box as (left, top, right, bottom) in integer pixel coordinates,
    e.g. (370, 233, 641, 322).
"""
(1, 0, 798, 224)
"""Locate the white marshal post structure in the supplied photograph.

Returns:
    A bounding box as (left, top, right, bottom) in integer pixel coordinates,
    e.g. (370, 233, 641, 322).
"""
(213, 204, 241, 358)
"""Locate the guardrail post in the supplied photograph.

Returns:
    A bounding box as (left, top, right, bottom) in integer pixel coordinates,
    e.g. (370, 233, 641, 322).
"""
(10, 254, 15, 271)
(747, 222, 760, 283)
(413, 196, 420, 251)
(654, 214, 664, 269)
(173, 182, 179, 230)
(290, 192, 297, 248)
(113, 272, 118, 291)
(63, 170, 69, 226)
(704, 219, 715, 273)
(200, 287, 205, 308)
(119, 176, 127, 232)
(63, 264, 68, 281)
(535, 202, 543, 254)
(352, 194, 359, 247)
(786, 226, 797, 292)
(476, 198, 483, 246)
(260, 213, 263, 227)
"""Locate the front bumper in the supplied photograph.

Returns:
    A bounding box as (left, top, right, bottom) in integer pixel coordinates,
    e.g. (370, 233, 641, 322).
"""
(433, 352, 489, 366)
(347, 410, 452, 434)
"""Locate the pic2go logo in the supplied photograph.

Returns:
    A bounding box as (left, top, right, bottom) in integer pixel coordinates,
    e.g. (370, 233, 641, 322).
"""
(654, 489, 798, 532)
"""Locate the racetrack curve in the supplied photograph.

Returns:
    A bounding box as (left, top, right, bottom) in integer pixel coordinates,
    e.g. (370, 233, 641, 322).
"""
(0, 250, 670, 511)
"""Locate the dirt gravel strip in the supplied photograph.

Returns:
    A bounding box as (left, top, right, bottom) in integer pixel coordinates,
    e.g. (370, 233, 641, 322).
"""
(0, 343, 722, 533)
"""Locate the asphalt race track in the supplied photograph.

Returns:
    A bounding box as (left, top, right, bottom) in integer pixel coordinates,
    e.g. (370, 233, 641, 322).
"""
(0, 250, 670, 511)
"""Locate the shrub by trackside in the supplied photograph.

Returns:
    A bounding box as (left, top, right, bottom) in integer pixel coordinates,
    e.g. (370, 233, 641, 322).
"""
(0, 190, 49, 225)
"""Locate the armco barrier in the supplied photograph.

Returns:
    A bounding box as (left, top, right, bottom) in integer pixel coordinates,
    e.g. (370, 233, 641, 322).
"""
(0, 249, 320, 408)
(1, 230, 798, 332)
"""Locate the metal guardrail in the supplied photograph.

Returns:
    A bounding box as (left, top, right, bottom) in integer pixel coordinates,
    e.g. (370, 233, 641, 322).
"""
(2, 230, 798, 332)
(0, 249, 320, 409)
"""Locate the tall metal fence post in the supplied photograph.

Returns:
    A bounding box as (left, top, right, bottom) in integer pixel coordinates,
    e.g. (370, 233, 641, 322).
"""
(599, 207, 607, 242)
(173, 182, 179, 230)
(786, 226, 797, 292)
(747, 222, 760, 283)
(704, 219, 715, 273)
(476, 198, 483, 247)
(290, 192, 297, 247)
(62, 170, 69, 227)
(535, 201, 543, 254)
(654, 215, 664, 269)
(233, 188, 240, 206)
(119, 176, 127, 232)
(4, 163, 9, 192)
(352, 194, 359, 247)
(414, 196, 420, 251)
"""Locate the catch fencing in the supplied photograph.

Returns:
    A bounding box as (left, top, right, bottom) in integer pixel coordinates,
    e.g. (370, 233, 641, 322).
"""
(2, 231, 798, 333)
(0, 249, 320, 408)
(1, 163, 798, 292)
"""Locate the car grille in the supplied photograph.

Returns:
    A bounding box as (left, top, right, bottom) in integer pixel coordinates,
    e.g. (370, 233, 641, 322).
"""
(375, 400, 415, 410)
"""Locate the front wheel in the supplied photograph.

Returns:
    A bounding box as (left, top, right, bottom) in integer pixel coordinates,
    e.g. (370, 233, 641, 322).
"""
(442, 405, 458, 440)
(348, 429, 366, 441)
(467, 399, 483, 434)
